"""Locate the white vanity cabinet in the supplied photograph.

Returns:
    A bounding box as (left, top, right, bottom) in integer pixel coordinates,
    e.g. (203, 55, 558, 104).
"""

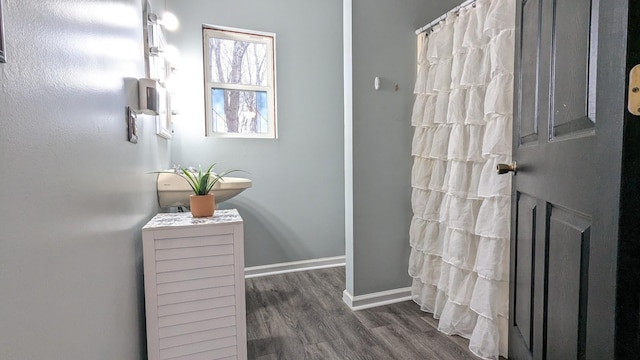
(142, 210, 247, 360)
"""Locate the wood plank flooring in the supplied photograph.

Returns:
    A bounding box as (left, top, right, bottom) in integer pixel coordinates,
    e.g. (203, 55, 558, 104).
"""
(245, 267, 483, 360)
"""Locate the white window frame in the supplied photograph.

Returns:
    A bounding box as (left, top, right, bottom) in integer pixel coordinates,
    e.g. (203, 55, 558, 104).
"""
(203, 25, 277, 139)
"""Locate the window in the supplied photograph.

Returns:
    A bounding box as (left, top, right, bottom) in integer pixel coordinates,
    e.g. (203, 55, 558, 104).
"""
(203, 26, 277, 138)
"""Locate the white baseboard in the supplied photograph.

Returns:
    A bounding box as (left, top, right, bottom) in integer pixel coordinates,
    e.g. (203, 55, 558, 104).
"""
(244, 256, 346, 279)
(342, 287, 413, 311)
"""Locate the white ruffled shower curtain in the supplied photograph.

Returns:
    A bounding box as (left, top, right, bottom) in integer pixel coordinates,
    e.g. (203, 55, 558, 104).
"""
(408, 0, 514, 359)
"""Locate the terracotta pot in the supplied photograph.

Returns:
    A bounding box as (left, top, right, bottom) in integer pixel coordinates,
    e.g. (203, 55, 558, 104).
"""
(189, 194, 215, 217)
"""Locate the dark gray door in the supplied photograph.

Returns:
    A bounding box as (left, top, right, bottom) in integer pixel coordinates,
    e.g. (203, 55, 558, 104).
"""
(509, 0, 635, 359)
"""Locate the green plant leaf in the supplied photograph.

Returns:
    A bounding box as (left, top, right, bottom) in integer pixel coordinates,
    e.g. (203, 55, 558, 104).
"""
(204, 169, 246, 193)
(180, 168, 200, 194)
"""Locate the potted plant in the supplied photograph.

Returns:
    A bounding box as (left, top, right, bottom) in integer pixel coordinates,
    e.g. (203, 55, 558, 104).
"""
(171, 164, 242, 217)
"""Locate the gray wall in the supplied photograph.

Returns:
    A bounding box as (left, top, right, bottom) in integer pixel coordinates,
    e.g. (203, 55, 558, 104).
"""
(348, 0, 463, 296)
(0, 0, 170, 359)
(166, 0, 345, 267)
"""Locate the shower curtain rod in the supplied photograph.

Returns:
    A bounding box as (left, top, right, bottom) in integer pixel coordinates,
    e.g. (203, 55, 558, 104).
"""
(415, 0, 476, 35)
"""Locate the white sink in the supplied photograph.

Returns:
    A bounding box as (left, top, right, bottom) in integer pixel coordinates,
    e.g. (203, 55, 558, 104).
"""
(157, 172, 252, 208)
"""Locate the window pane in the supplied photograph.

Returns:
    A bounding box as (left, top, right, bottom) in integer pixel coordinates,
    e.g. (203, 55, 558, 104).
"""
(208, 37, 268, 86)
(211, 88, 269, 134)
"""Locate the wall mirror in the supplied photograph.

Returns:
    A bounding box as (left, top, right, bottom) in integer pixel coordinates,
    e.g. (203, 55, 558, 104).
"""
(0, 0, 6, 63)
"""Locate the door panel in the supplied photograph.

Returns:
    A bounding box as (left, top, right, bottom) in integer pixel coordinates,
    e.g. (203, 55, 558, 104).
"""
(546, 206, 591, 360)
(519, 0, 540, 145)
(514, 193, 537, 352)
(509, 0, 628, 359)
(550, 0, 595, 138)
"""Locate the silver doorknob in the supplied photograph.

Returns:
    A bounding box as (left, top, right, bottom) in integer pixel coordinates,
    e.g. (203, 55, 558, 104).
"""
(496, 162, 517, 175)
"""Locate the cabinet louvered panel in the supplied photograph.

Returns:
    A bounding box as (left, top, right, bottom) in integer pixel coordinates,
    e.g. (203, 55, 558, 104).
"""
(155, 234, 234, 249)
(158, 306, 236, 328)
(158, 286, 235, 306)
(159, 316, 237, 339)
(143, 210, 246, 360)
(156, 242, 234, 261)
(159, 336, 237, 359)
(157, 254, 235, 273)
(156, 275, 235, 295)
(158, 296, 236, 317)
(159, 326, 237, 349)
(169, 345, 237, 360)
(157, 265, 235, 284)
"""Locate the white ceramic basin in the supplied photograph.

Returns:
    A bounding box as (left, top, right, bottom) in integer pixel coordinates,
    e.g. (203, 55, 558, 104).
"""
(157, 172, 252, 208)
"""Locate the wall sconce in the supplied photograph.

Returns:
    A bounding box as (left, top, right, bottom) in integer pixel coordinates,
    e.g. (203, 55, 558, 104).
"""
(147, 11, 179, 31)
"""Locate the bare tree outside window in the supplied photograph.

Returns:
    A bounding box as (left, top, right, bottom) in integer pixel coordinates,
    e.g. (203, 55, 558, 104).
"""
(203, 27, 276, 138)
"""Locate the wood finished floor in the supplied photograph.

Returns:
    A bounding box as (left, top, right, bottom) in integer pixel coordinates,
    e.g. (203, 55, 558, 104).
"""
(245, 267, 484, 360)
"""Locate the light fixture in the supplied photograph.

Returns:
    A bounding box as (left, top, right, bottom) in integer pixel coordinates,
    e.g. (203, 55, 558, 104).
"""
(147, 11, 179, 31)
